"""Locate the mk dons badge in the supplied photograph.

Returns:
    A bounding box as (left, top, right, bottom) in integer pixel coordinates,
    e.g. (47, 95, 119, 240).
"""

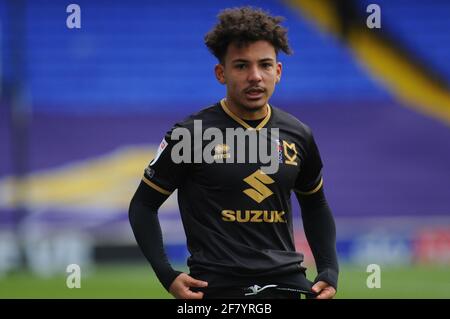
(282, 140, 298, 166)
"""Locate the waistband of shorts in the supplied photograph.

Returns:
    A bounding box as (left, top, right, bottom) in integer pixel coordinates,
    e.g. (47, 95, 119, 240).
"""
(192, 284, 317, 297)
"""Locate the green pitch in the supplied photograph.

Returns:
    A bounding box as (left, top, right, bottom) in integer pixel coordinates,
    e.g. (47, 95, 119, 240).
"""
(0, 263, 449, 299)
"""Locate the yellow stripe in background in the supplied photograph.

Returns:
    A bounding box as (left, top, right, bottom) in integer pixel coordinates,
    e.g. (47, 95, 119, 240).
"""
(348, 29, 450, 124)
(287, 0, 450, 126)
(0, 146, 177, 211)
(288, 0, 340, 34)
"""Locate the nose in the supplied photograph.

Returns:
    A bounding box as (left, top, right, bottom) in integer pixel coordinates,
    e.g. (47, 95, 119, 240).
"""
(247, 65, 262, 83)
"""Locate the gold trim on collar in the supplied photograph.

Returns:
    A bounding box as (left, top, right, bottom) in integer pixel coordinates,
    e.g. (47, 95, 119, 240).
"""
(220, 98, 271, 130)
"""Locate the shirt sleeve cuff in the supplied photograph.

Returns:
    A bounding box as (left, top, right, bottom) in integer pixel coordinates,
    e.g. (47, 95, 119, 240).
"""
(314, 268, 339, 290)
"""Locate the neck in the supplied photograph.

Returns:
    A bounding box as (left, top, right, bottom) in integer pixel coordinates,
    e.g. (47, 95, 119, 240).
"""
(224, 98, 268, 120)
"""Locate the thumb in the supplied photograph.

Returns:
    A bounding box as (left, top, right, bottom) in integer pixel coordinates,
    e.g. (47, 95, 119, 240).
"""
(312, 281, 328, 293)
(187, 276, 208, 288)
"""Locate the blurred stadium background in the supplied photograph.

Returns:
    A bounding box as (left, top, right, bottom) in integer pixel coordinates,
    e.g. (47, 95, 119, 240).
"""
(0, 0, 449, 298)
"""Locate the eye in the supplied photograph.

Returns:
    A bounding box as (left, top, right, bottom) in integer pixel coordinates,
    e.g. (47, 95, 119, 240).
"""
(262, 63, 273, 69)
(235, 63, 247, 70)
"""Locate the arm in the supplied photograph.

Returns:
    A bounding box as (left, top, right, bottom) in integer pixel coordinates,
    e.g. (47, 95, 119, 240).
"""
(295, 187, 339, 299)
(129, 181, 207, 298)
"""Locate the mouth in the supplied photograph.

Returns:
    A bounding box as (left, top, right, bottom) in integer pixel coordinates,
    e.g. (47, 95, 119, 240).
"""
(244, 87, 265, 100)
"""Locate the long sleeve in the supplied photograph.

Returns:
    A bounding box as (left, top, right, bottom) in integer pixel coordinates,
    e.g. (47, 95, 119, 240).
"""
(296, 187, 339, 289)
(129, 181, 181, 291)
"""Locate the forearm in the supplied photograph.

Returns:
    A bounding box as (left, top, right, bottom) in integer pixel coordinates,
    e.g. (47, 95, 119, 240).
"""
(129, 181, 181, 291)
(296, 188, 339, 289)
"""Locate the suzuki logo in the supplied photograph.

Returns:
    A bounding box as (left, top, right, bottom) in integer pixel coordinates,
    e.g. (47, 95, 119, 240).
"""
(243, 170, 274, 203)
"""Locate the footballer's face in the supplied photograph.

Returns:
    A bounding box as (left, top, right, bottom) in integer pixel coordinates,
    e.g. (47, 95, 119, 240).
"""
(215, 40, 282, 118)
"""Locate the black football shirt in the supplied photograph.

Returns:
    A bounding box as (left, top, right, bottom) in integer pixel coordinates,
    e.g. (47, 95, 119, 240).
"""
(142, 99, 324, 290)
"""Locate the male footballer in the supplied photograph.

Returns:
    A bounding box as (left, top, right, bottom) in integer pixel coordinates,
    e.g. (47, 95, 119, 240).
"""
(129, 7, 339, 299)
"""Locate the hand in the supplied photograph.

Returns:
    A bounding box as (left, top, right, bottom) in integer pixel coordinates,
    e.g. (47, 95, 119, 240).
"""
(169, 273, 208, 299)
(311, 281, 336, 299)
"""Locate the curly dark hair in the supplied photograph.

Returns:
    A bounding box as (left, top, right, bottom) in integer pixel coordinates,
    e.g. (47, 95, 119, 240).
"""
(204, 6, 292, 63)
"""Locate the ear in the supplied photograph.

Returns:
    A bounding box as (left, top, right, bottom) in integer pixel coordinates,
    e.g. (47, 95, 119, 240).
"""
(276, 62, 282, 83)
(215, 64, 226, 84)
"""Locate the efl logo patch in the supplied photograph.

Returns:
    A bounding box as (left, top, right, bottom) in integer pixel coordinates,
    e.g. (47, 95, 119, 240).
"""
(150, 138, 168, 166)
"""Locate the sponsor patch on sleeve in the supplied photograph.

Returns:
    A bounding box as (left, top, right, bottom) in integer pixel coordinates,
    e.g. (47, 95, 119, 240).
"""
(144, 166, 155, 179)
